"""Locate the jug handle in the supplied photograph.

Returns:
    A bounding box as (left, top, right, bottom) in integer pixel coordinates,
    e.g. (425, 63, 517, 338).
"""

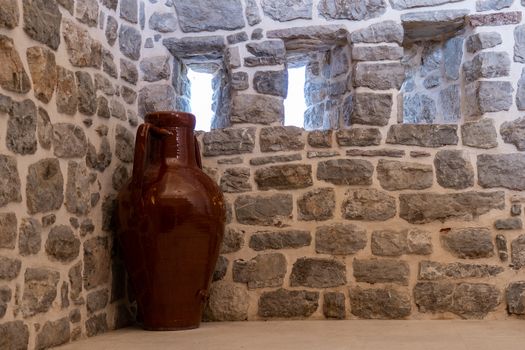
(132, 123, 172, 200)
(194, 135, 203, 170)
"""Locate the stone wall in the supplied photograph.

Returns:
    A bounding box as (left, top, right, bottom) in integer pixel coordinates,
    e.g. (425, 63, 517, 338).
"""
(0, 0, 142, 348)
(134, 0, 525, 323)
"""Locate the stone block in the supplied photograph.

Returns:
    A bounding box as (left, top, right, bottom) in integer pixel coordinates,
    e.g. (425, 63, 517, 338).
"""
(203, 128, 256, 156)
(466, 32, 502, 53)
(297, 188, 335, 221)
(386, 124, 458, 147)
(255, 164, 312, 190)
(249, 230, 311, 251)
(461, 118, 498, 149)
(441, 227, 494, 259)
(342, 189, 396, 221)
(258, 289, 319, 318)
(316, 223, 367, 255)
(350, 20, 403, 44)
(434, 150, 474, 189)
(399, 191, 505, 224)
(22, 267, 59, 317)
(353, 258, 409, 285)
(318, 0, 387, 20)
(477, 154, 525, 190)
(419, 261, 504, 280)
(290, 258, 346, 288)
(323, 292, 345, 319)
(401, 10, 469, 41)
(234, 194, 293, 226)
(205, 281, 248, 321)
(349, 287, 411, 319)
(233, 253, 286, 289)
(377, 159, 433, 191)
(231, 94, 284, 125)
(220, 168, 251, 193)
(463, 52, 510, 82)
(354, 62, 405, 90)
(317, 159, 374, 185)
(465, 81, 513, 116)
(351, 93, 392, 126)
(259, 126, 304, 152)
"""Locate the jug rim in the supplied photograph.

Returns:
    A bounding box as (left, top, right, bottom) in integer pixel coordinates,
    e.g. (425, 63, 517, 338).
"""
(145, 111, 196, 129)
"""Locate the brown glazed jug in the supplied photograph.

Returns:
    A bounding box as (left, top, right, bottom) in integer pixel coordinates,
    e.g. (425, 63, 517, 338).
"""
(117, 111, 225, 330)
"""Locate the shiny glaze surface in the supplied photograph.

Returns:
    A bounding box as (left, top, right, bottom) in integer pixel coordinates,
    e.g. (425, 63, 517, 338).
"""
(117, 112, 225, 331)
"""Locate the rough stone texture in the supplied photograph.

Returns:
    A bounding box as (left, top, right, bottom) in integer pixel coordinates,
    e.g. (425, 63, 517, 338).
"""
(354, 62, 404, 90)
(261, 0, 312, 21)
(387, 124, 458, 147)
(477, 10, 522, 25)
(115, 124, 135, 163)
(511, 235, 525, 269)
(316, 223, 367, 254)
(163, 35, 225, 60)
(354, 258, 409, 285)
(35, 317, 70, 350)
(501, 117, 525, 151)
(173, 0, 244, 32)
(434, 150, 474, 189)
(250, 154, 302, 166)
(0, 213, 16, 249)
(36, 108, 52, 150)
(68, 261, 83, 304)
(342, 189, 396, 221)
(352, 45, 403, 61)
(258, 289, 319, 318)
(507, 281, 525, 315)
(399, 191, 505, 224)
(121, 59, 138, 85)
(0, 0, 19, 29)
(220, 228, 244, 254)
(231, 94, 284, 125)
(476, 0, 512, 11)
(402, 93, 436, 124)
(0, 321, 29, 350)
(119, 25, 141, 60)
(351, 93, 392, 126)
(318, 0, 387, 20)
(138, 84, 176, 118)
(401, 10, 469, 42)
(205, 281, 249, 321)
(439, 84, 461, 122)
(307, 130, 332, 148)
(297, 188, 335, 221)
(290, 258, 346, 288)
(349, 287, 411, 319)
(249, 230, 311, 251)
(351, 20, 403, 44)
(0, 155, 22, 207)
(477, 154, 525, 191)
(233, 253, 286, 289)
(317, 159, 374, 186)
(221, 168, 251, 193)
(62, 19, 102, 68)
(419, 261, 504, 280)
(26, 158, 64, 214)
(377, 159, 433, 191)
(255, 164, 312, 190)
(86, 314, 108, 337)
(45, 225, 80, 262)
(515, 24, 525, 63)
(56, 66, 78, 115)
(323, 292, 345, 319)
(75, 72, 96, 116)
(83, 237, 110, 290)
(463, 52, 510, 82)
(253, 70, 288, 97)
(106, 16, 118, 46)
(212, 256, 228, 282)
(53, 123, 88, 158)
(86, 138, 112, 172)
(22, 0, 62, 50)
(0, 285, 11, 318)
(26, 46, 57, 103)
(6, 99, 37, 155)
(259, 126, 304, 152)
(22, 267, 60, 317)
(441, 227, 494, 259)
(140, 56, 170, 82)
(86, 289, 109, 314)
(203, 128, 256, 156)
(371, 229, 431, 257)
(149, 12, 177, 33)
(465, 81, 513, 116)
(443, 37, 463, 80)
(414, 282, 501, 319)
(461, 118, 498, 149)
(0, 256, 21, 280)
(466, 32, 502, 53)
(76, 0, 98, 27)
(235, 194, 293, 226)
(19, 217, 41, 256)
(495, 217, 522, 230)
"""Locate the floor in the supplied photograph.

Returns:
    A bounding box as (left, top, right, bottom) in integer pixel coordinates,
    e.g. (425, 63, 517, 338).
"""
(57, 320, 525, 350)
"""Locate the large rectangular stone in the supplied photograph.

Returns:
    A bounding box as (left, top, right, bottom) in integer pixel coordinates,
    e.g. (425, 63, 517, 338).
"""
(254, 164, 312, 190)
(202, 128, 256, 156)
(386, 124, 458, 147)
(234, 194, 293, 226)
(400, 191, 505, 224)
(354, 62, 405, 90)
(230, 94, 284, 125)
(477, 154, 525, 190)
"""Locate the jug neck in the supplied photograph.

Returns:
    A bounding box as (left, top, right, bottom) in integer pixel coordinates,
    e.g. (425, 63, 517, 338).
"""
(162, 126, 198, 168)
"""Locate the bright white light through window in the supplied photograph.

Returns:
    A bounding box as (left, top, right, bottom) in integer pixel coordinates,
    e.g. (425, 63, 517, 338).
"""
(284, 66, 307, 128)
(188, 69, 214, 132)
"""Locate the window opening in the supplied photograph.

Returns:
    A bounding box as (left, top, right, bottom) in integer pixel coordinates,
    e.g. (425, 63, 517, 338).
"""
(284, 66, 307, 128)
(188, 68, 214, 132)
